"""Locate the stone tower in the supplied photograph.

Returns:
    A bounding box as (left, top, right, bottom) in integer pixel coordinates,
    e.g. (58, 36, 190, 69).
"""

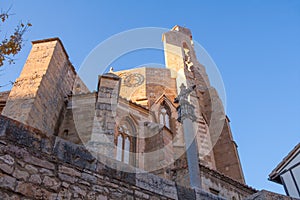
(2, 38, 88, 136)
(163, 25, 245, 183)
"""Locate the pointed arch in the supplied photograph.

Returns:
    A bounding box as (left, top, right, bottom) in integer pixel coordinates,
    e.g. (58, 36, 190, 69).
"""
(153, 93, 177, 110)
(124, 115, 138, 134)
(151, 94, 177, 132)
(115, 116, 137, 165)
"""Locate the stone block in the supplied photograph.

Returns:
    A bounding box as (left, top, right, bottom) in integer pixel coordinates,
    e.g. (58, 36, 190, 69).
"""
(176, 184, 195, 200)
(71, 185, 87, 197)
(92, 184, 107, 193)
(81, 172, 97, 184)
(28, 174, 42, 184)
(59, 165, 81, 177)
(0, 162, 14, 174)
(24, 155, 55, 170)
(53, 137, 97, 171)
(0, 190, 20, 200)
(13, 168, 29, 181)
(0, 154, 15, 165)
(24, 164, 38, 174)
(136, 173, 178, 199)
(61, 181, 69, 188)
(96, 194, 108, 200)
(39, 168, 54, 176)
(58, 173, 77, 184)
(43, 176, 61, 191)
(0, 173, 17, 190)
(57, 188, 72, 200)
(134, 190, 150, 199)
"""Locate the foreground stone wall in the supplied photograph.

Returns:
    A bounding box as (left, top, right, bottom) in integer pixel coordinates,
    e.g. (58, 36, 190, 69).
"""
(0, 115, 233, 200)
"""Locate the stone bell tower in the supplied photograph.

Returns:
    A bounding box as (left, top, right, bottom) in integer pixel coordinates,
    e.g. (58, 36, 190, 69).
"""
(163, 25, 245, 183)
(163, 25, 216, 170)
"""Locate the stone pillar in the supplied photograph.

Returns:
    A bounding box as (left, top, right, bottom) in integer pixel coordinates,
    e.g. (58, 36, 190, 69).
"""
(175, 83, 201, 189)
(87, 73, 121, 158)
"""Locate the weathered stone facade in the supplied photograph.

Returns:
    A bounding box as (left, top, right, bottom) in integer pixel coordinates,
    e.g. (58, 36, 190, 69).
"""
(0, 25, 279, 199)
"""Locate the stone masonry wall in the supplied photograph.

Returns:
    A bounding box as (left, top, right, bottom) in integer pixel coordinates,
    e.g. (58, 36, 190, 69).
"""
(0, 115, 231, 200)
(58, 93, 96, 144)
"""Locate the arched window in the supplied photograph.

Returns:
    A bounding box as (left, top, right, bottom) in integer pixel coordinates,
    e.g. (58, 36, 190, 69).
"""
(115, 119, 136, 165)
(159, 103, 171, 129)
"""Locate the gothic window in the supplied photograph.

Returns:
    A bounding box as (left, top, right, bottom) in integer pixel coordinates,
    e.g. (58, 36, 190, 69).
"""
(115, 119, 136, 165)
(159, 103, 171, 129)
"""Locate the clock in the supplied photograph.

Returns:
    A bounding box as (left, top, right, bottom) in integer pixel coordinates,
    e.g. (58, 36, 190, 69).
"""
(123, 73, 144, 87)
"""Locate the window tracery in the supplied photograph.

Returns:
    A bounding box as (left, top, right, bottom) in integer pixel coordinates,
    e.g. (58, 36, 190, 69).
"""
(115, 119, 136, 164)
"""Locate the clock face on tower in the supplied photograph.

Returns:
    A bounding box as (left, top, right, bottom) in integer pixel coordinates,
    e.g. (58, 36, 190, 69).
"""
(123, 73, 144, 87)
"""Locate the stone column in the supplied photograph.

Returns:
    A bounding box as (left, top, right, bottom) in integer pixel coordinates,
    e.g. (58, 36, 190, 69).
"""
(87, 73, 121, 158)
(175, 83, 201, 189)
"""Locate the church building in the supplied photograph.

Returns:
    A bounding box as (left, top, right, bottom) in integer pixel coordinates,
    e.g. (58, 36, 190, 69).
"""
(0, 25, 270, 199)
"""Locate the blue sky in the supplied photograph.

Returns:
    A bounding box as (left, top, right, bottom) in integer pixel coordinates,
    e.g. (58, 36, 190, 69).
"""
(1, 0, 300, 195)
